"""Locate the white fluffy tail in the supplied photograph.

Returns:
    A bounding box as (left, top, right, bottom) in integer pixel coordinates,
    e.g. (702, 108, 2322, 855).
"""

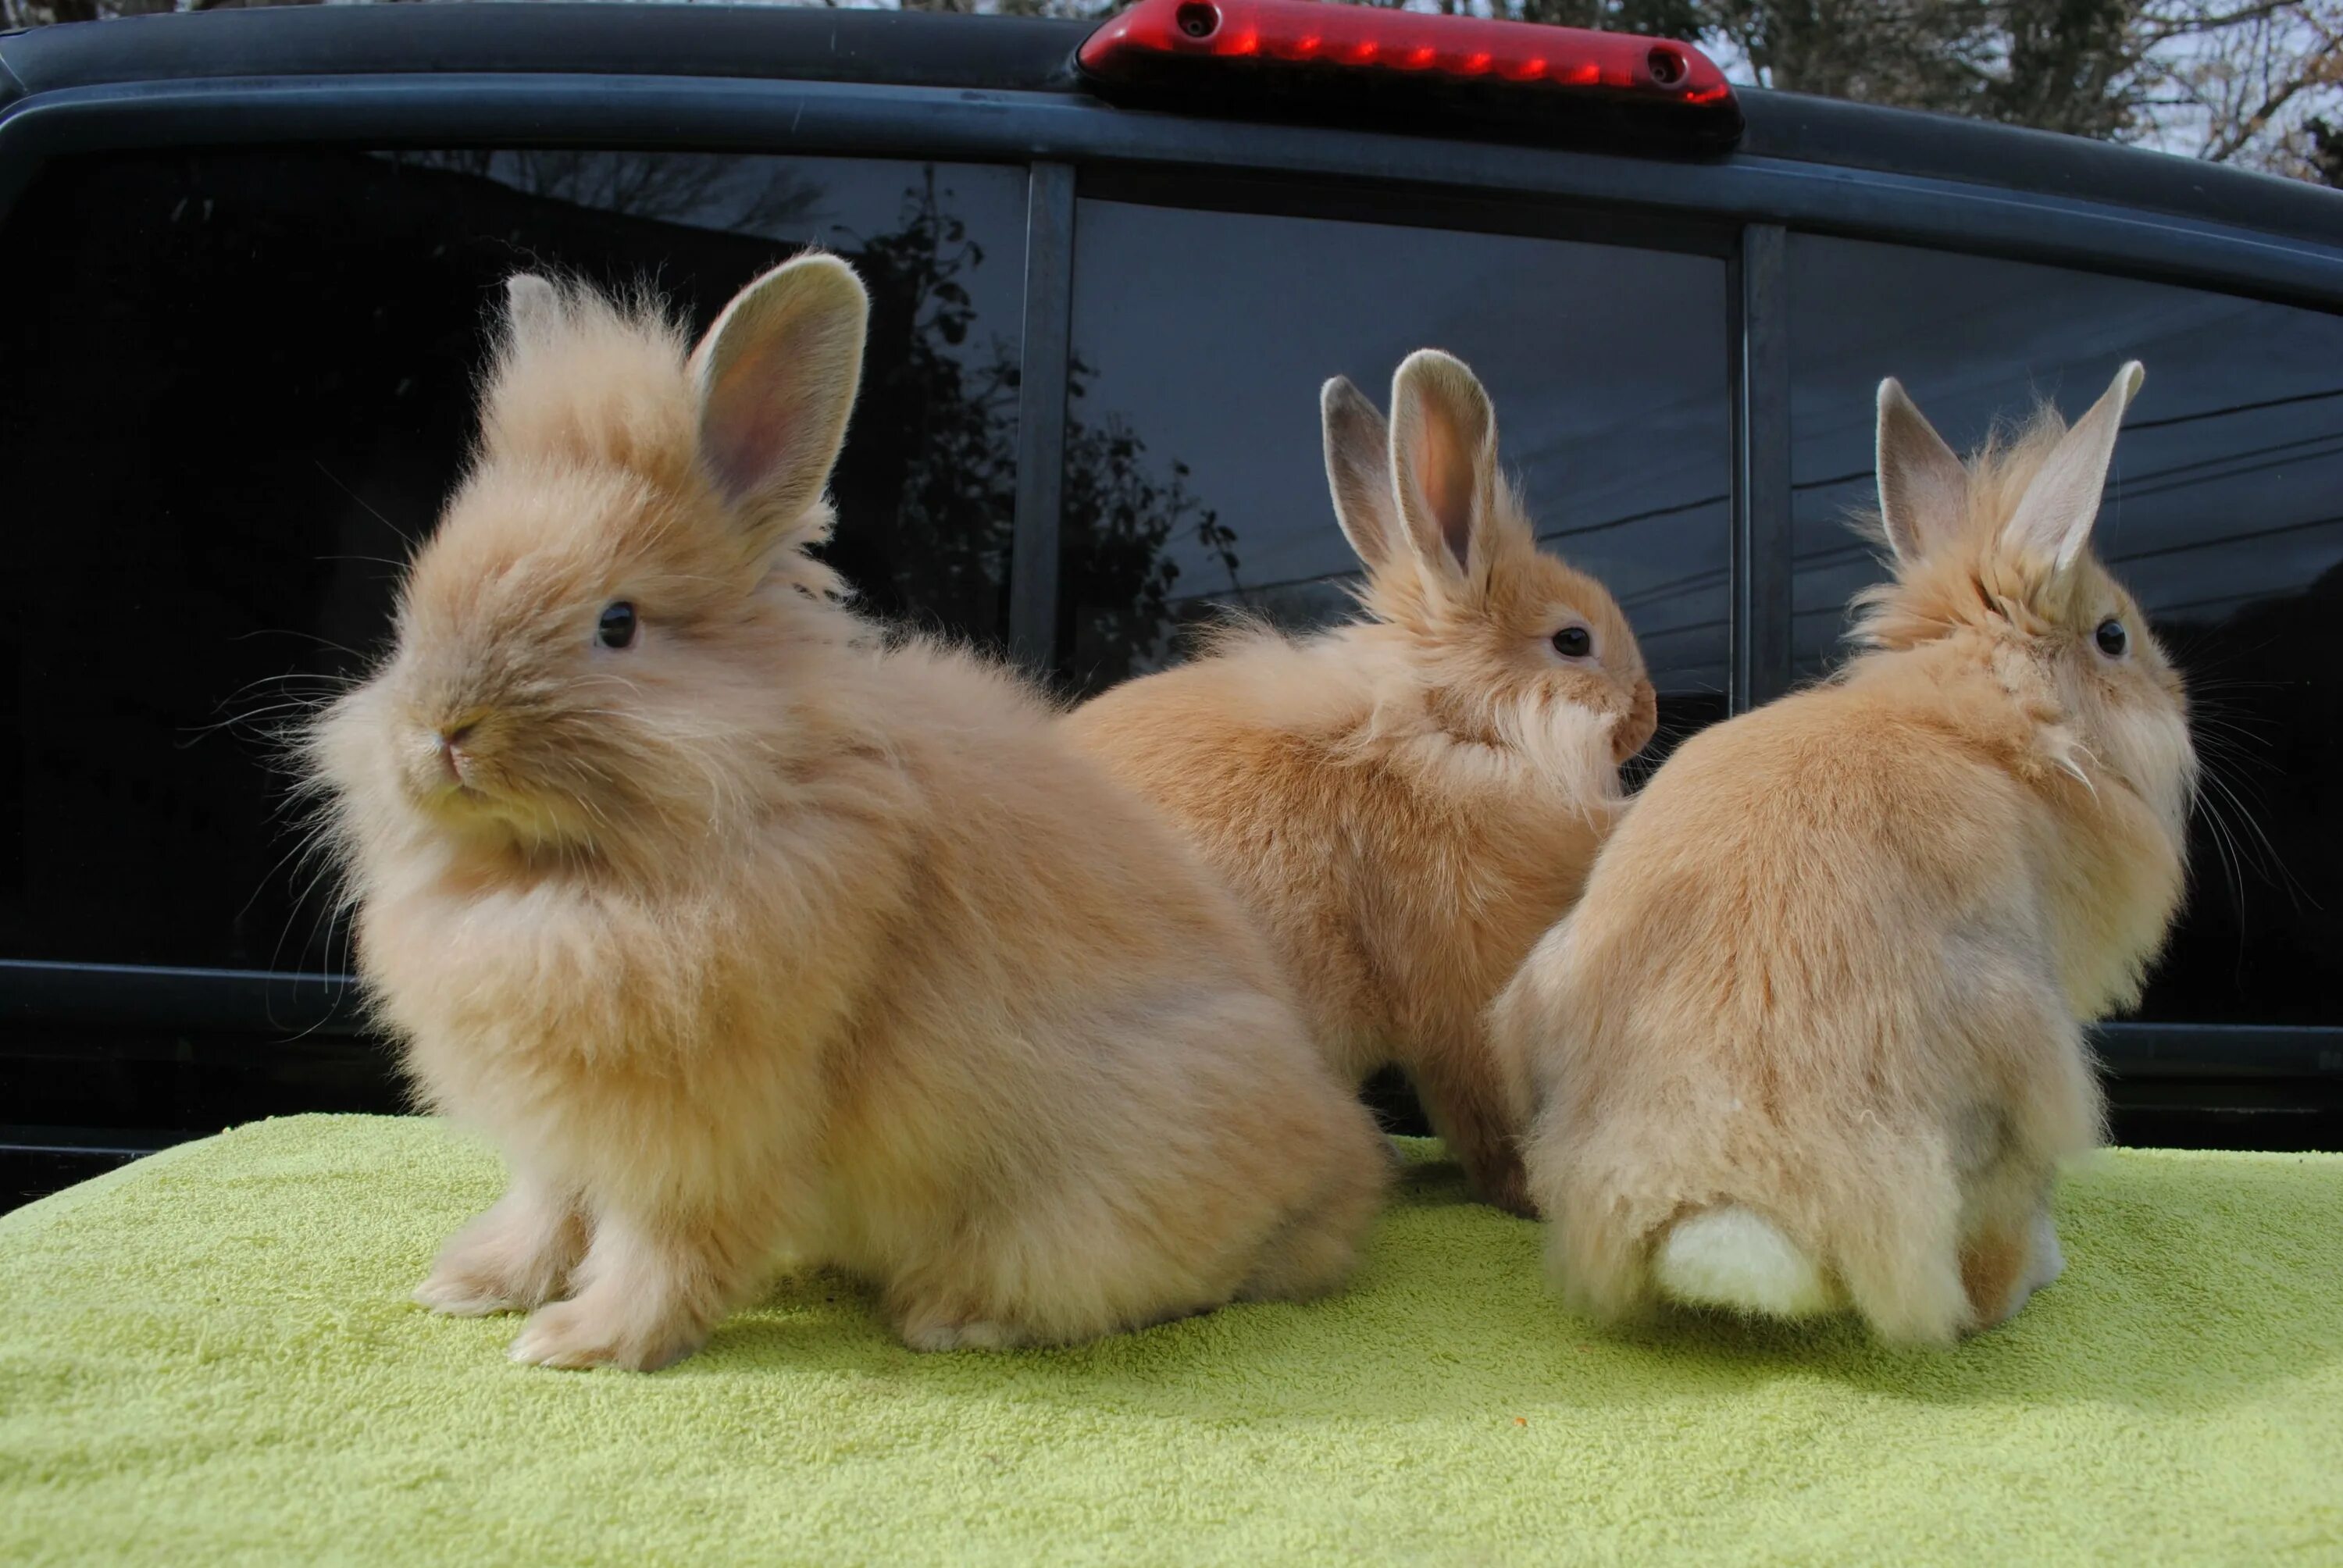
(1654, 1206, 1835, 1319)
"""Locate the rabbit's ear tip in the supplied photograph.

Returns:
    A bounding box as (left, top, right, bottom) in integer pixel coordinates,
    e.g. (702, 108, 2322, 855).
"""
(1393, 350, 1490, 410)
(723, 253, 869, 329)
(2117, 360, 2146, 397)
(801, 251, 865, 286)
(503, 274, 564, 335)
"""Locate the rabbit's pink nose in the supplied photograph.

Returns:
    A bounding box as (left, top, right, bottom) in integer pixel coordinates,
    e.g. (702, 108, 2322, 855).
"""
(437, 724, 476, 782)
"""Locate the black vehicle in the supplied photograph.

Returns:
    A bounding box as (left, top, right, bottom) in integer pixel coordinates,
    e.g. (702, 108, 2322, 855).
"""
(2, 1, 2338, 1210)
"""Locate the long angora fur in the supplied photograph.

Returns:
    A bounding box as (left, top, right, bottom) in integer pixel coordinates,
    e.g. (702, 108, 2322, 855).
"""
(1492, 362, 2196, 1344)
(1065, 352, 1657, 1215)
(305, 258, 1388, 1370)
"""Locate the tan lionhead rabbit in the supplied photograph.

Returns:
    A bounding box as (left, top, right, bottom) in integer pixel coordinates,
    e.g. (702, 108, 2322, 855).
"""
(1492, 362, 2196, 1345)
(1066, 351, 1657, 1216)
(305, 255, 1387, 1370)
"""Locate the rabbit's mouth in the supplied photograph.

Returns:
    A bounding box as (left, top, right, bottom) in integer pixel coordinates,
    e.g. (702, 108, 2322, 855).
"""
(408, 774, 578, 859)
(411, 771, 504, 822)
(1610, 681, 1660, 764)
(402, 747, 612, 853)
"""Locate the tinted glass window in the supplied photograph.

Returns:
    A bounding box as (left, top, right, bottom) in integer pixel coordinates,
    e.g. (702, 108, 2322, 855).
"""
(1787, 236, 2343, 1025)
(0, 148, 1025, 974)
(1057, 198, 1734, 757)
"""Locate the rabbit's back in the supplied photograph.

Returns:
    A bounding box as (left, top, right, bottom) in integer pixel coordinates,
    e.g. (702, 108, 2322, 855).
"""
(1072, 629, 1607, 1074)
(1555, 677, 2053, 1096)
(1067, 637, 1385, 1046)
(804, 636, 1386, 1331)
(873, 638, 1297, 992)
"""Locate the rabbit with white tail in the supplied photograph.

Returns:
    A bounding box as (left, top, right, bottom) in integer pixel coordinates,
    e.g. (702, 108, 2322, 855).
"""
(1492, 363, 2196, 1344)
(1067, 351, 1657, 1216)
(305, 255, 1388, 1370)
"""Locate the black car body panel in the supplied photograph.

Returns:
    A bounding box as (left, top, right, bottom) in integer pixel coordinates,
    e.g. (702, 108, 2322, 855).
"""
(2, 5, 2337, 1207)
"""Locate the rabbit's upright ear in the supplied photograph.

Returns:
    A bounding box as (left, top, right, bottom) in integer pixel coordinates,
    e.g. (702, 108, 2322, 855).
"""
(1389, 350, 1502, 590)
(2004, 361, 2145, 572)
(1874, 377, 1968, 567)
(691, 251, 870, 531)
(1322, 376, 1400, 574)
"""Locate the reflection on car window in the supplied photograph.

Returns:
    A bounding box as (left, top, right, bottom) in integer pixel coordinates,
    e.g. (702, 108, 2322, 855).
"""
(1057, 199, 1735, 766)
(1788, 235, 2343, 1025)
(0, 149, 1025, 974)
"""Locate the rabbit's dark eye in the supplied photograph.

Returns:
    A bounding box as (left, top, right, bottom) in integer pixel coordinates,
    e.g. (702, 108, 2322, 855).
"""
(2094, 618, 2127, 658)
(597, 602, 638, 650)
(1552, 625, 1593, 660)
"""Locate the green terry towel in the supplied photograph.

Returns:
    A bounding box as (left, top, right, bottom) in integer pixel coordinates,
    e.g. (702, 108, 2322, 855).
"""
(2, 1116, 2338, 1566)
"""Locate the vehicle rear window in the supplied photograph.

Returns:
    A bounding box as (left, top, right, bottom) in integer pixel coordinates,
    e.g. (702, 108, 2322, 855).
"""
(1055, 196, 1735, 761)
(0, 148, 1026, 975)
(1785, 235, 2343, 1027)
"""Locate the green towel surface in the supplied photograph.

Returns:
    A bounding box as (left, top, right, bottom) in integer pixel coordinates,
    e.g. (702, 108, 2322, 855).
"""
(1, 1115, 2338, 1566)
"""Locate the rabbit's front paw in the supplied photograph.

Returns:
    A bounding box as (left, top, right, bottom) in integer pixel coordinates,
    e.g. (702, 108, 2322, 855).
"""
(894, 1298, 1024, 1352)
(508, 1298, 704, 1372)
(415, 1182, 585, 1317)
(415, 1265, 533, 1317)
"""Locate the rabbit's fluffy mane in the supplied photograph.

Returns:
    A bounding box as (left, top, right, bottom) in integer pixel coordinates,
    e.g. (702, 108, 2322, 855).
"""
(480, 276, 843, 604)
(1844, 404, 2102, 654)
(1349, 474, 1546, 633)
(1181, 501, 1623, 817)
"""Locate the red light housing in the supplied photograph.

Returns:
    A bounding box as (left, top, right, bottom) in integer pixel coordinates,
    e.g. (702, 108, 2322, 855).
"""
(1078, 0, 1742, 154)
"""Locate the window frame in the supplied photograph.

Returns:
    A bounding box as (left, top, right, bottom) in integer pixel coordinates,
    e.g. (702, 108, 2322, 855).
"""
(0, 67, 2338, 1138)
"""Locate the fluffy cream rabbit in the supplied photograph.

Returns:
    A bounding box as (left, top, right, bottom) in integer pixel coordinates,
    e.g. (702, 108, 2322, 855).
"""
(1492, 363, 2196, 1343)
(305, 256, 1388, 1370)
(1066, 351, 1657, 1215)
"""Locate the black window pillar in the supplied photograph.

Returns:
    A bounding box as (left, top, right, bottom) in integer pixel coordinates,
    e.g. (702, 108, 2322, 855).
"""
(1732, 222, 1794, 712)
(1008, 160, 1076, 673)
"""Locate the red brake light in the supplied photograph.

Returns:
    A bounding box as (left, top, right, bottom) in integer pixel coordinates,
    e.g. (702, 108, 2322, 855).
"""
(1079, 0, 1741, 153)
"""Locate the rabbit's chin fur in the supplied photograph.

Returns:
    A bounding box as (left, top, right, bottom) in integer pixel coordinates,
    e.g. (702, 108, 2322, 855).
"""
(1067, 353, 1658, 1218)
(307, 265, 1388, 1370)
(1496, 379, 2196, 1345)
